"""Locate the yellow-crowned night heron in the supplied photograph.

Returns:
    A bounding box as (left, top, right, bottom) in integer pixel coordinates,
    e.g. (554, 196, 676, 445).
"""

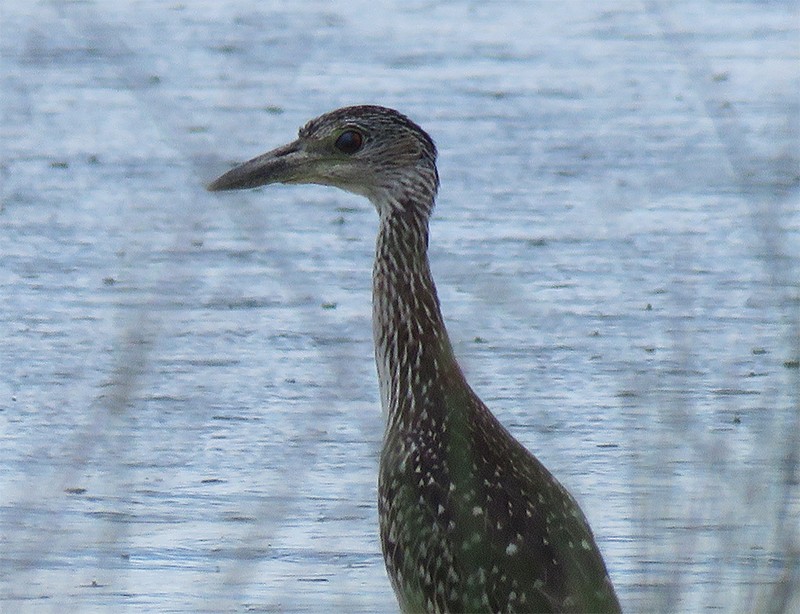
(209, 105, 621, 613)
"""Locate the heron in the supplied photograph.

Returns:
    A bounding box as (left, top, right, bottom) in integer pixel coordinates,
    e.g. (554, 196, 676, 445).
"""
(208, 105, 621, 613)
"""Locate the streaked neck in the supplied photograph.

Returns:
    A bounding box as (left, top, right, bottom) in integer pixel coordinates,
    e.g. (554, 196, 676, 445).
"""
(371, 206, 460, 433)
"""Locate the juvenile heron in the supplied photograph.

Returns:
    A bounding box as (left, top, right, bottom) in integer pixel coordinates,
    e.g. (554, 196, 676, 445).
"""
(209, 105, 621, 613)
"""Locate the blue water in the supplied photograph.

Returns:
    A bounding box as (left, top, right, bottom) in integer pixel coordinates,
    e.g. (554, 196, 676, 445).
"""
(1, 1, 798, 612)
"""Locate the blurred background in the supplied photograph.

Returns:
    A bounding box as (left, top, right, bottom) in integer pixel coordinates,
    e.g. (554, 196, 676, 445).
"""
(1, 1, 798, 612)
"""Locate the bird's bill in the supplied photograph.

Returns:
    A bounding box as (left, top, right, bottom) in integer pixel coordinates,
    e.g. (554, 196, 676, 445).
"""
(207, 140, 305, 191)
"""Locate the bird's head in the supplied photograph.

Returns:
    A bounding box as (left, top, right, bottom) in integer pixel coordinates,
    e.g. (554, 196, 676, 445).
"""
(208, 105, 439, 218)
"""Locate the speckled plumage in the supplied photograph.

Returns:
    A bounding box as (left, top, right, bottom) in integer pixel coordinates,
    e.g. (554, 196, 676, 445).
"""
(209, 105, 621, 613)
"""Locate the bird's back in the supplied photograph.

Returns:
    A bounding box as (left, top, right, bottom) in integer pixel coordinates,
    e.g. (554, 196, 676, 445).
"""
(379, 378, 620, 613)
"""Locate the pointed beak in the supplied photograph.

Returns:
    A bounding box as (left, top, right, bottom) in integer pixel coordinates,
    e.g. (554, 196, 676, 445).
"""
(207, 140, 304, 192)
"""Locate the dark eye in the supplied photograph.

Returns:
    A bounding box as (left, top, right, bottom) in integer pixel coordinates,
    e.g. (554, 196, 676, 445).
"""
(335, 130, 364, 154)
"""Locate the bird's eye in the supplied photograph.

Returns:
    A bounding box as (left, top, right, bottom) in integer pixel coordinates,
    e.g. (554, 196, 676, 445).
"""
(335, 130, 364, 154)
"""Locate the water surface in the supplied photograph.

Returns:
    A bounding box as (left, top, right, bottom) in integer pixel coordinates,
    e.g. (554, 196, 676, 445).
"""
(1, 1, 798, 612)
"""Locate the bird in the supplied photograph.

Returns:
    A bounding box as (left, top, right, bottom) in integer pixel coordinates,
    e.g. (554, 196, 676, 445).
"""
(208, 105, 621, 613)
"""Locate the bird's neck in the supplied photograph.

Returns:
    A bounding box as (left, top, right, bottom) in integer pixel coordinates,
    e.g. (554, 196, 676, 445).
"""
(372, 207, 463, 433)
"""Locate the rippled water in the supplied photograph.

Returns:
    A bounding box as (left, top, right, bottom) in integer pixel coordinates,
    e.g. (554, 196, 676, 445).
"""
(1, 1, 798, 612)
